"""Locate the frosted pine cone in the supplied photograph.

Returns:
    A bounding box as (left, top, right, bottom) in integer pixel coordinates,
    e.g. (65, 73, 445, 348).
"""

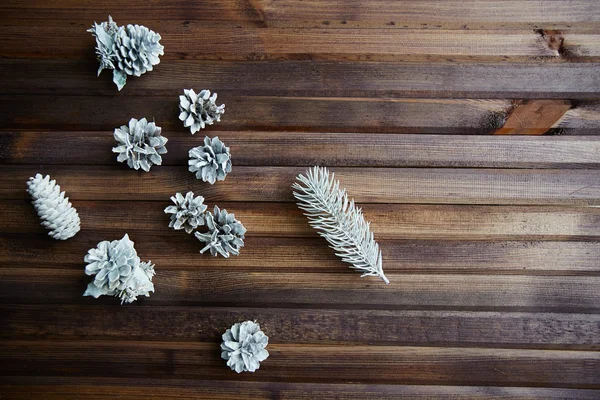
(26, 174, 80, 240)
(221, 321, 269, 373)
(113, 118, 168, 172)
(188, 136, 232, 184)
(112, 23, 164, 90)
(195, 206, 246, 258)
(164, 192, 208, 234)
(88, 16, 163, 90)
(179, 89, 225, 134)
(83, 234, 155, 303)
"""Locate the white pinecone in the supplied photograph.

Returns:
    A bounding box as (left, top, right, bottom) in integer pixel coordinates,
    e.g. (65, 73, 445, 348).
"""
(188, 136, 232, 184)
(195, 205, 246, 258)
(113, 117, 168, 172)
(88, 16, 164, 91)
(26, 174, 80, 240)
(164, 192, 208, 234)
(221, 321, 269, 373)
(83, 234, 155, 304)
(179, 89, 225, 134)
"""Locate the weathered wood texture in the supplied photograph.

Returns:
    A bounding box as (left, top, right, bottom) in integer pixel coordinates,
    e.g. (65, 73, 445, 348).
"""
(1, 0, 599, 398)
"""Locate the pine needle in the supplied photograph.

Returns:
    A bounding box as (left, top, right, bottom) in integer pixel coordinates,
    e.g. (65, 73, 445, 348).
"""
(292, 166, 389, 284)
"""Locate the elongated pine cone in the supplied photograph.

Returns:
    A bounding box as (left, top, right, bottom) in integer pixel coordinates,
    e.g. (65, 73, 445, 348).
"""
(83, 234, 155, 304)
(113, 117, 168, 172)
(26, 174, 81, 240)
(188, 136, 232, 184)
(221, 321, 269, 373)
(179, 89, 225, 134)
(164, 191, 208, 234)
(195, 206, 246, 258)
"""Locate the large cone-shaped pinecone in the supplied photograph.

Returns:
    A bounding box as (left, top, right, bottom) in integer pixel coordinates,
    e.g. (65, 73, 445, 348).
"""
(221, 321, 269, 373)
(195, 205, 246, 258)
(113, 117, 168, 172)
(83, 234, 155, 304)
(164, 191, 208, 234)
(179, 89, 225, 134)
(26, 174, 81, 240)
(188, 136, 232, 184)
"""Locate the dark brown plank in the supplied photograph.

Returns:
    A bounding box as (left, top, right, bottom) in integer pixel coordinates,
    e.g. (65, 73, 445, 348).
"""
(3, 131, 600, 168)
(4, 165, 600, 206)
(1, 0, 599, 29)
(2, 24, 579, 62)
(2, 340, 599, 387)
(3, 233, 599, 274)
(0, 95, 515, 133)
(3, 201, 600, 240)
(2, 305, 600, 349)
(3, 377, 599, 400)
(2, 267, 600, 310)
(3, 59, 600, 99)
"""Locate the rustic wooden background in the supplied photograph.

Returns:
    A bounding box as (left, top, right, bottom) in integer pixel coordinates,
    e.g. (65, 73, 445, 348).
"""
(1, 1, 600, 398)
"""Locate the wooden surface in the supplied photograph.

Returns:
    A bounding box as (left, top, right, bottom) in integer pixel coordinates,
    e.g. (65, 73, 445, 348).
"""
(1, 1, 600, 398)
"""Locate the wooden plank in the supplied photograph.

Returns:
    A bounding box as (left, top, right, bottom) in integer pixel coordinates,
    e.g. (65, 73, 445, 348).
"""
(0, 24, 567, 62)
(2, 305, 600, 349)
(2, 340, 599, 387)
(3, 378, 600, 400)
(3, 233, 599, 274)
(3, 201, 600, 240)
(2, 268, 600, 310)
(0, 95, 514, 133)
(4, 165, 600, 206)
(1, 0, 598, 29)
(3, 131, 600, 168)
(495, 100, 572, 135)
(3, 59, 600, 99)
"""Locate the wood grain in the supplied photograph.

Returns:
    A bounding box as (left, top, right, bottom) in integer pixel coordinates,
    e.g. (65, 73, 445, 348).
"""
(2, 0, 600, 396)
(3, 201, 600, 240)
(4, 131, 600, 168)
(3, 378, 598, 400)
(3, 268, 600, 311)
(3, 24, 587, 62)
(3, 59, 600, 99)
(2, 305, 600, 349)
(4, 165, 600, 205)
(1, 0, 599, 29)
(3, 234, 599, 275)
(495, 100, 572, 135)
(2, 340, 599, 387)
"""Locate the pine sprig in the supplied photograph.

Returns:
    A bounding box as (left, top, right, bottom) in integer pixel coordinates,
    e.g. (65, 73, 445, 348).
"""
(292, 166, 389, 284)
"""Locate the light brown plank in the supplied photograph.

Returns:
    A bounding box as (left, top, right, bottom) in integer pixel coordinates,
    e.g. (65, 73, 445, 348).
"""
(3, 59, 600, 99)
(2, 340, 599, 387)
(496, 100, 572, 135)
(1, 0, 599, 29)
(2, 268, 600, 310)
(3, 377, 599, 400)
(3, 233, 599, 274)
(4, 166, 600, 206)
(3, 201, 600, 240)
(2, 305, 600, 349)
(3, 131, 600, 168)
